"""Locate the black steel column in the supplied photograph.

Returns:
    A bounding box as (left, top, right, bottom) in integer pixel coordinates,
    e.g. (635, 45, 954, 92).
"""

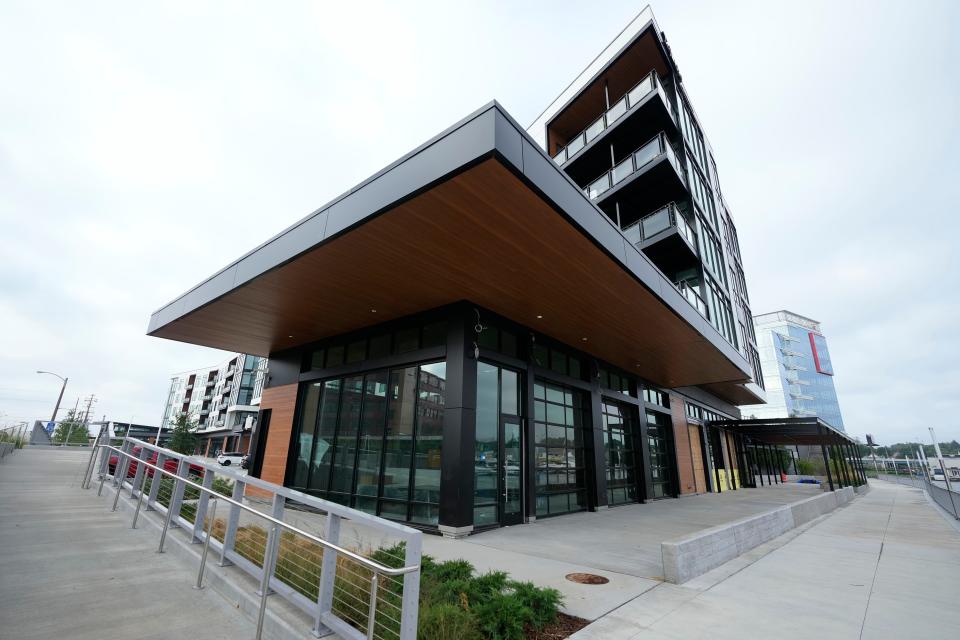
(588, 360, 608, 510)
(835, 445, 846, 488)
(857, 448, 868, 483)
(524, 353, 537, 519)
(755, 445, 764, 486)
(842, 443, 855, 486)
(438, 306, 477, 535)
(764, 445, 773, 485)
(819, 427, 834, 491)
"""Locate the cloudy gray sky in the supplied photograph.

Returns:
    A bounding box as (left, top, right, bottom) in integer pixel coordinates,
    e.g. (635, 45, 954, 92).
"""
(1, 1, 957, 445)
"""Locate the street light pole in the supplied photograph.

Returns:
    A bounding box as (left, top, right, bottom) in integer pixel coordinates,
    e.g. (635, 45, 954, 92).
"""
(36, 371, 68, 424)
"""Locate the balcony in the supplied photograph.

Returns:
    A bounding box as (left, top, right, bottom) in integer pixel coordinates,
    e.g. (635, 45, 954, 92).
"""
(552, 71, 675, 169)
(676, 280, 708, 319)
(583, 132, 686, 208)
(623, 203, 699, 277)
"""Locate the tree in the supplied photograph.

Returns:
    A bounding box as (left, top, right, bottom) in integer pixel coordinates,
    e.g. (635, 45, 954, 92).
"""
(167, 412, 199, 454)
(52, 410, 88, 445)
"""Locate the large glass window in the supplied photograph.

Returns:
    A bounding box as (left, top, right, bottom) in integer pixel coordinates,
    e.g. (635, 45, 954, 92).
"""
(474, 363, 500, 527)
(534, 380, 589, 517)
(290, 361, 446, 525)
(604, 401, 639, 505)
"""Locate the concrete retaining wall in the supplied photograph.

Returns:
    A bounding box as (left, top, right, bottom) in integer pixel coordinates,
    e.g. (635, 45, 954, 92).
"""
(662, 486, 860, 584)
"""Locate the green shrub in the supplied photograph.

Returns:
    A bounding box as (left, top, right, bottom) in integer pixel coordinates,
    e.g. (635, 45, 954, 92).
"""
(509, 581, 562, 629)
(418, 603, 483, 640)
(473, 592, 532, 640)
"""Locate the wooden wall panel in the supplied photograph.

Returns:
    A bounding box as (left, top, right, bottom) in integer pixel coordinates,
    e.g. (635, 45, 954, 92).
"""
(689, 425, 707, 493)
(257, 383, 298, 487)
(670, 396, 697, 495)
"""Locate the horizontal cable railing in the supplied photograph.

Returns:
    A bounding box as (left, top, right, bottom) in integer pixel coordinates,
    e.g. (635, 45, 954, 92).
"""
(81, 434, 422, 640)
(553, 70, 672, 166)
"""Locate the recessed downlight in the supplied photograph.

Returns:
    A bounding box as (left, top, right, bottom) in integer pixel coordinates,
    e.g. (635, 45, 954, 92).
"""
(370, 309, 378, 313)
(536, 314, 543, 319)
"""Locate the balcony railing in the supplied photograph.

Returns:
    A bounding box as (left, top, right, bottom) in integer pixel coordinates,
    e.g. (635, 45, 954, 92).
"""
(676, 280, 708, 319)
(584, 132, 681, 200)
(622, 203, 697, 250)
(553, 71, 670, 166)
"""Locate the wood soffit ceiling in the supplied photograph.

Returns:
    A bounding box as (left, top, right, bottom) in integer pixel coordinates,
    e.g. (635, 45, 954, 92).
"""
(151, 158, 751, 393)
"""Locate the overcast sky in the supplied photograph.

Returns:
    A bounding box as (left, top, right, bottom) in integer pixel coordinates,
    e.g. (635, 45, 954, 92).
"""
(1, 1, 957, 446)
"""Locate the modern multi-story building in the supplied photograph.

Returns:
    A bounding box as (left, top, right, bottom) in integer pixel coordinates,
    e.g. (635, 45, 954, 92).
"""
(146, 8, 775, 536)
(740, 311, 845, 431)
(160, 353, 268, 455)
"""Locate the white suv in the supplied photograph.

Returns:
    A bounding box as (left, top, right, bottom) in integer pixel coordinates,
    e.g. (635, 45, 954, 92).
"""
(217, 451, 245, 467)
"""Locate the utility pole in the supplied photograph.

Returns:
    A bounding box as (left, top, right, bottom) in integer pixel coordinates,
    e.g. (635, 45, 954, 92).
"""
(65, 394, 95, 447)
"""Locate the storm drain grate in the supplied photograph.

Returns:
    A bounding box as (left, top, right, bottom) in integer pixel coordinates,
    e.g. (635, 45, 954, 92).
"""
(565, 572, 609, 585)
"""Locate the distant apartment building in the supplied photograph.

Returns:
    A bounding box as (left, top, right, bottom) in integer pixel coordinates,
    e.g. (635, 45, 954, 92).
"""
(740, 311, 845, 431)
(160, 353, 267, 456)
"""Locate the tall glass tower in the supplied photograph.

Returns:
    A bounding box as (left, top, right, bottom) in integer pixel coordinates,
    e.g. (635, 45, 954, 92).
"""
(740, 311, 845, 431)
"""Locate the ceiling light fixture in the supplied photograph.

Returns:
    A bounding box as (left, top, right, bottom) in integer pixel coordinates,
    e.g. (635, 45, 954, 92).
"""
(536, 314, 543, 319)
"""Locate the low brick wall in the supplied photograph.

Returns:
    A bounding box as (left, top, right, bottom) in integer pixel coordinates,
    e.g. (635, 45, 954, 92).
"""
(662, 486, 859, 584)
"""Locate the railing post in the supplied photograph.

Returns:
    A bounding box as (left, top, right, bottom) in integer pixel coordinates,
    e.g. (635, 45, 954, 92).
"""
(168, 458, 190, 528)
(399, 534, 422, 640)
(112, 439, 131, 487)
(146, 452, 167, 511)
(194, 498, 219, 590)
(192, 470, 215, 543)
(130, 446, 149, 498)
(366, 572, 379, 640)
(112, 442, 134, 511)
(258, 495, 285, 595)
(82, 425, 105, 489)
(256, 523, 280, 640)
(314, 513, 341, 636)
(219, 478, 245, 567)
(132, 464, 150, 528)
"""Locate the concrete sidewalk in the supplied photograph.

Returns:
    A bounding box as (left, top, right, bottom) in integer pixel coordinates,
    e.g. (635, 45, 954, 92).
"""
(285, 482, 823, 621)
(0, 448, 255, 639)
(572, 479, 960, 639)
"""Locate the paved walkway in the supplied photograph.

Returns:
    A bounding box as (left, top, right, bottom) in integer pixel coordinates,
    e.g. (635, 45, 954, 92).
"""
(288, 481, 823, 620)
(572, 479, 960, 639)
(0, 448, 255, 639)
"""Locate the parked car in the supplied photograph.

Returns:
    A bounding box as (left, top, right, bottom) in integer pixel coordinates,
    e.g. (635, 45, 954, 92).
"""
(108, 447, 203, 478)
(217, 451, 245, 467)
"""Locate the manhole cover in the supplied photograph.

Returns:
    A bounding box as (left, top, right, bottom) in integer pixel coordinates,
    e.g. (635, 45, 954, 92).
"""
(565, 572, 609, 585)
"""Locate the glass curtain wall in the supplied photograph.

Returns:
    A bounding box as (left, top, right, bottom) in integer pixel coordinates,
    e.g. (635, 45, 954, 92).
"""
(646, 410, 676, 498)
(603, 400, 640, 505)
(290, 361, 446, 525)
(534, 380, 589, 517)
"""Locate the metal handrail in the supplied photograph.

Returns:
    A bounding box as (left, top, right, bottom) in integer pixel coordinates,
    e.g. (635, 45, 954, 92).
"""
(84, 436, 422, 640)
(95, 442, 418, 579)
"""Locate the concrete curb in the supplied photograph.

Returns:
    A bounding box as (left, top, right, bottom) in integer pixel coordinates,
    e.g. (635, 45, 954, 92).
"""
(103, 484, 328, 640)
(662, 486, 859, 584)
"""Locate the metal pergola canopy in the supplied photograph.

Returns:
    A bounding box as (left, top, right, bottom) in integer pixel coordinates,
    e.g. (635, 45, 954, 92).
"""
(706, 417, 857, 447)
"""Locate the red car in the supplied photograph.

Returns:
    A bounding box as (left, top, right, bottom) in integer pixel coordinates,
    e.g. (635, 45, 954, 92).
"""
(108, 447, 204, 478)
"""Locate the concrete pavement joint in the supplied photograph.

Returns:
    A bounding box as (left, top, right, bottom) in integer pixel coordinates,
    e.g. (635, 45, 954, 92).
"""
(858, 490, 895, 640)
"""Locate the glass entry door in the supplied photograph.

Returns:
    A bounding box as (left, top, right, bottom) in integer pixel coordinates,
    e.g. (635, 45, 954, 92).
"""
(475, 362, 523, 527)
(501, 419, 523, 525)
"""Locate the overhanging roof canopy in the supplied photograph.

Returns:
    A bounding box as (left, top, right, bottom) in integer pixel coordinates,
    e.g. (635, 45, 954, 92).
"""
(147, 103, 757, 402)
(707, 418, 857, 447)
